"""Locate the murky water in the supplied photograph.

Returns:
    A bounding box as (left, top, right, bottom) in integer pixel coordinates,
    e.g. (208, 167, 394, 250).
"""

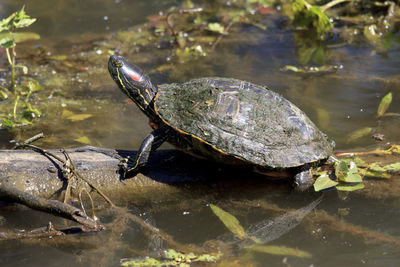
(1, 0, 400, 266)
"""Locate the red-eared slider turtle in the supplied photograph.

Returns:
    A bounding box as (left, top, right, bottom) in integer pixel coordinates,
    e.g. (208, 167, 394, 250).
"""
(108, 55, 335, 189)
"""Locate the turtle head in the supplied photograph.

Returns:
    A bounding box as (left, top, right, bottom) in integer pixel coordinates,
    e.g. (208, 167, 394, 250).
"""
(108, 55, 157, 111)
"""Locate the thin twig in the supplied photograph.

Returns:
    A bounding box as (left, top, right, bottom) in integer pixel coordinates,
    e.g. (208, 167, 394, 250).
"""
(320, 0, 353, 12)
(15, 143, 115, 207)
(211, 21, 234, 51)
(0, 182, 102, 230)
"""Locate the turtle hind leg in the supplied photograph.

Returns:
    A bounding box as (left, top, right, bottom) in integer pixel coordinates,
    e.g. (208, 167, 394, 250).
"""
(122, 125, 169, 178)
(293, 167, 314, 191)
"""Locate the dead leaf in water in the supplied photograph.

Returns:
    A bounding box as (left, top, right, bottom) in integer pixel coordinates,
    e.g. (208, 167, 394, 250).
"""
(247, 245, 312, 259)
(347, 127, 373, 143)
(210, 204, 247, 240)
(377, 92, 392, 118)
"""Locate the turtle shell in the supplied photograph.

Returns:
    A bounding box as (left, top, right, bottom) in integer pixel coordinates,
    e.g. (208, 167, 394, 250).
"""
(154, 77, 334, 169)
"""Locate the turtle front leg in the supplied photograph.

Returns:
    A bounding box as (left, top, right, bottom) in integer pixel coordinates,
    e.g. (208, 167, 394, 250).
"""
(121, 125, 169, 177)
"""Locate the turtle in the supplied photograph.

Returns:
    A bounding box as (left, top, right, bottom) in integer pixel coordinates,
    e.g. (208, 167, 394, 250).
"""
(108, 55, 335, 189)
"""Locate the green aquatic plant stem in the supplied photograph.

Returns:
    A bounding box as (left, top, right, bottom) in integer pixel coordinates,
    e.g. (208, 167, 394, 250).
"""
(12, 94, 19, 119)
(5, 47, 16, 91)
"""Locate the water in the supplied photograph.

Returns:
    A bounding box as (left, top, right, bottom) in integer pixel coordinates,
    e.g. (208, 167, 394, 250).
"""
(1, 1, 400, 266)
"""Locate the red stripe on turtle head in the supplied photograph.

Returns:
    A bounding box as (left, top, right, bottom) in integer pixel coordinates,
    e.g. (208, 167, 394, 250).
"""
(127, 69, 142, 82)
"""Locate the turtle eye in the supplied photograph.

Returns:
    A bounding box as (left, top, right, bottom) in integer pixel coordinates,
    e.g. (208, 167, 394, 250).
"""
(112, 58, 123, 68)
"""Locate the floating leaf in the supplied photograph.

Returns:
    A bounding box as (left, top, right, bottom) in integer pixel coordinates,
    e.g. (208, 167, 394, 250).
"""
(50, 54, 68, 61)
(313, 174, 338, 191)
(67, 114, 93, 122)
(340, 161, 363, 183)
(61, 109, 75, 118)
(207, 22, 225, 34)
(377, 92, 392, 118)
(342, 172, 363, 183)
(281, 65, 302, 72)
(210, 204, 247, 240)
(74, 136, 91, 145)
(347, 127, 373, 143)
(247, 245, 312, 259)
(61, 109, 92, 121)
(362, 169, 391, 179)
(382, 162, 400, 172)
(121, 257, 161, 266)
(335, 160, 348, 180)
(336, 183, 364, 192)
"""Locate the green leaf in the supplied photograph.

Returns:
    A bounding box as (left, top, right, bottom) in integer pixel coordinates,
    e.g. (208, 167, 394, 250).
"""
(292, 0, 333, 37)
(67, 114, 93, 122)
(377, 92, 392, 117)
(342, 173, 363, 183)
(382, 162, 400, 171)
(207, 23, 225, 34)
(347, 127, 373, 142)
(11, 32, 40, 43)
(61, 109, 75, 118)
(340, 161, 363, 183)
(50, 54, 68, 61)
(0, 33, 15, 48)
(121, 257, 161, 266)
(74, 136, 91, 145)
(13, 6, 36, 28)
(27, 80, 43, 92)
(247, 245, 312, 259)
(336, 183, 364, 192)
(309, 6, 332, 35)
(61, 109, 92, 121)
(313, 174, 338, 191)
(362, 169, 391, 179)
(210, 204, 247, 240)
(335, 160, 348, 180)
(0, 11, 17, 32)
(1, 118, 14, 128)
(161, 249, 220, 264)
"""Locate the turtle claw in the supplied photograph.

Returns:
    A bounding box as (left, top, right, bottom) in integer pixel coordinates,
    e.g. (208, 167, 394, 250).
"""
(118, 157, 138, 179)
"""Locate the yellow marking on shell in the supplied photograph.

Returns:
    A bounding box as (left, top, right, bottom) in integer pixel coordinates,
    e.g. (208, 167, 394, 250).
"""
(231, 101, 240, 121)
(116, 67, 149, 110)
(159, 116, 230, 156)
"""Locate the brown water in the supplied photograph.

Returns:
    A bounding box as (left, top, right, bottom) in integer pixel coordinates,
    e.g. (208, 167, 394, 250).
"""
(1, 1, 400, 266)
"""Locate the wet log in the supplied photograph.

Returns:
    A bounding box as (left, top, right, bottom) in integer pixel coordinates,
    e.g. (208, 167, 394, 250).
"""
(0, 146, 288, 204)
